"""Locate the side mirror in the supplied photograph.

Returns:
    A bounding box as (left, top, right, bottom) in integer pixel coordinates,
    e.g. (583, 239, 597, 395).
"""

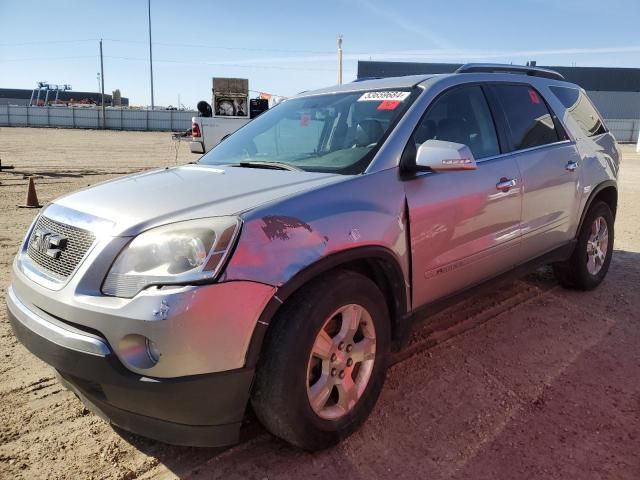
(415, 139, 477, 172)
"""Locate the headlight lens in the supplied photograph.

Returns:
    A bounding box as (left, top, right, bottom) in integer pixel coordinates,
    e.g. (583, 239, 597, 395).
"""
(102, 216, 241, 298)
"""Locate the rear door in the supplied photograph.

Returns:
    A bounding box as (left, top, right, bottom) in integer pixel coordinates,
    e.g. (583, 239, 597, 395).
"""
(487, 83, 581, 259)
(404, 85, 523, 307)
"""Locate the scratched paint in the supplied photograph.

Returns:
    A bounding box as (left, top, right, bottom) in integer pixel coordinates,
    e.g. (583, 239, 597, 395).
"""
(261, 216, 313, 241)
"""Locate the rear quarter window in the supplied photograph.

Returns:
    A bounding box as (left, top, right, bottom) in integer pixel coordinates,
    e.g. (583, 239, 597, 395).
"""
(549, 86, 607, 138)
(491, 84, 560, 151)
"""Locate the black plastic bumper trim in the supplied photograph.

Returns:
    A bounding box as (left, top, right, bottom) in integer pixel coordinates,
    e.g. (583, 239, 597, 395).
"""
(7, 301, 254, 447)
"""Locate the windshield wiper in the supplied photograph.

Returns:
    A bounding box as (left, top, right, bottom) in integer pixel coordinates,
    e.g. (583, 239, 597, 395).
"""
(235, 161, 302, 171)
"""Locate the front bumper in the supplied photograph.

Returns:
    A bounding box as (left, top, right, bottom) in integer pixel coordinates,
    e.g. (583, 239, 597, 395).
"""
(7, 285, 255, 447)
(12, 258, 276, 378)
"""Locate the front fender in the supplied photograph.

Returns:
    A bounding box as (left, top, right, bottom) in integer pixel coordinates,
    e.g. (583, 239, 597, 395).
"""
(222, 168, 409, 294)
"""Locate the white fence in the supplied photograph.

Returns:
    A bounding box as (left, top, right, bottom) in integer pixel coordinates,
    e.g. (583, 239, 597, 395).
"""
(0, 105, 195, 132)
(0, 104, 638, 142)
(605, 119, 640, 143)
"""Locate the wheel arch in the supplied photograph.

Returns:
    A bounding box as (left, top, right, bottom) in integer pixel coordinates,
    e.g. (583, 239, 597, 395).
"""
(244, 246, 410, 368)
(577, 180, 618, 237)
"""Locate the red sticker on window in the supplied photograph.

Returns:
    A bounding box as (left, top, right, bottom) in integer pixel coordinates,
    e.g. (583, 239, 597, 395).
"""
(377, 100, 401, 110)
(528, 89, 540, 104)
(300, 112, 311, 127)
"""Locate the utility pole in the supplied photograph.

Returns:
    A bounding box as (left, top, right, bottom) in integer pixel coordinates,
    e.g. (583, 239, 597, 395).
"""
(148, 0, 155, 110)
(99, 39, 105, 129)
(337, 34, 343, 85)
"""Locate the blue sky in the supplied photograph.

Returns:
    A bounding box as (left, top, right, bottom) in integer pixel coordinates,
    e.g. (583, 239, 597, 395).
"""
(1, 0, 639, 108)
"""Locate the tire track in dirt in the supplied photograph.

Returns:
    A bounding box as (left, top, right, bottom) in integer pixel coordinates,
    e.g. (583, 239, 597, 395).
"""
(393, 277, 555, 365)
(0, 375, 56, 396)
(0, 275, 553, 478)
(137, 276, 557, 480)
(0, 382, 81, 447)
(1, 133, 637, 480)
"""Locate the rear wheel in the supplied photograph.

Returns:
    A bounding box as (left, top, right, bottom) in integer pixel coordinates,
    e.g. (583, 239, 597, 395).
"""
(251, 270, 391, 451)
(553, 200, 614, 290)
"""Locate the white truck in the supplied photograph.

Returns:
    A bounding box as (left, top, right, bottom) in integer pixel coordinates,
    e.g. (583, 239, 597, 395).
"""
(189, 116, 249, 154)
(189, 77, 269, 154)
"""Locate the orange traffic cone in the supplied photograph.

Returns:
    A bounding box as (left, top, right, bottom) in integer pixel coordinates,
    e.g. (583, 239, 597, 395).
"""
(19, 177, 41, 208)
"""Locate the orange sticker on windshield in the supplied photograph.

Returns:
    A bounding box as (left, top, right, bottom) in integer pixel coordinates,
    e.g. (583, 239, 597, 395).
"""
(377, 100, 401, 110)
(528, 89, 540, 104)
(300, 113, 311, 127)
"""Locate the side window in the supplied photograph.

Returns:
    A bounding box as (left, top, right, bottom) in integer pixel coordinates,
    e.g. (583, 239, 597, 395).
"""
(550, 86, 607, 138)
(492, 84, 560, 150)
(414, 85, 500, 160)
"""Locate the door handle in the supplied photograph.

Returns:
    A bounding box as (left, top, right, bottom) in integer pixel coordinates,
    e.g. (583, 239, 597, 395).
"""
(496, 178, 517, 192)
(566, 161, 578, 172)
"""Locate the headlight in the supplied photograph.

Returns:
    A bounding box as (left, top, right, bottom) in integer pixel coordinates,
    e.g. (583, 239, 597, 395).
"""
(102, 217, 241, 298)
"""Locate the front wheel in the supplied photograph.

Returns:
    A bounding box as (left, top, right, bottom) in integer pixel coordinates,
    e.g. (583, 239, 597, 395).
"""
(553, 200, 614, 290)
(251, 270, 391, 451)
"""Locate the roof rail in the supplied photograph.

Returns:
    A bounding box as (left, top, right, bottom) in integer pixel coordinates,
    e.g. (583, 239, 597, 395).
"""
(456, 63, 565, 81)
(352, 77, 382, 83)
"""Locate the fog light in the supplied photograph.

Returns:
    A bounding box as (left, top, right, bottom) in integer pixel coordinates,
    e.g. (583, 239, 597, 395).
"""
(119, 334, 161, 369)
(146, 338, 161, 364)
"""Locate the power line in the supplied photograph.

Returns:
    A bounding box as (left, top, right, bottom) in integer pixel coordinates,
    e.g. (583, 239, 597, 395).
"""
(0, 53, 352, 73)
(0, 37, 334, 55)
(0, 37, 335, 56)
(103, 55, 340, 72)
(101, 38, 334, 55)
(0, 39, 97, 47)
(0, 55, 97, 63)
(155, 41, 333, 55)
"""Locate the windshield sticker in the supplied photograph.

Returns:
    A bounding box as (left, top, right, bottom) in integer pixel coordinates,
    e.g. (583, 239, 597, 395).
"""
(300, 112, 311, 127)
(377, 100, 401, 110)
(358, 91, 410, 102)
(528, 89, 540, 104)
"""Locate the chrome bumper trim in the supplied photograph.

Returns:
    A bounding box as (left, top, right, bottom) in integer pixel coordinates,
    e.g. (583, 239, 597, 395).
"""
(6, 285, 111, 357)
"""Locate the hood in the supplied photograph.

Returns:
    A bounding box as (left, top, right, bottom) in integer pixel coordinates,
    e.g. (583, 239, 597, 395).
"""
(53, 164, 344, 236)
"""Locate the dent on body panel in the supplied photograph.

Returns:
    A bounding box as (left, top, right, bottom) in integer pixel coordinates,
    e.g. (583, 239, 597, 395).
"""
(577, 134, 619, 189)
(227, 215, 329, 283)
(223, 170, 409, 287)
(592, 133, 620, 176)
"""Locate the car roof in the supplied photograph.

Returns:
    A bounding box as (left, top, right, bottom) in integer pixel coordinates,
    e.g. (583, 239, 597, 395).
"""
(296, 74, 440, 97)
(295, 64, 577, 99)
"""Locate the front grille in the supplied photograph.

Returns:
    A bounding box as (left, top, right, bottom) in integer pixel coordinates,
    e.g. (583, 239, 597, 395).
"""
(27, 215, 96, 279)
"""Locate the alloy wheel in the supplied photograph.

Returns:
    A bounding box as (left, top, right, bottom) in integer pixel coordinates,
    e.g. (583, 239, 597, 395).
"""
(306, 304, 376, 420)
(586, 215, 609, 275)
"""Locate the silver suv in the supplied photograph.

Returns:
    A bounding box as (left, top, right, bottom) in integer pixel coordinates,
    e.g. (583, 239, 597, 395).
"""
(7, 64, 619, 451)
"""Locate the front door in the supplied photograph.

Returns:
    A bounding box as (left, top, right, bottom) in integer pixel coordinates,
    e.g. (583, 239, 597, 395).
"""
(404, 85, 523, 307)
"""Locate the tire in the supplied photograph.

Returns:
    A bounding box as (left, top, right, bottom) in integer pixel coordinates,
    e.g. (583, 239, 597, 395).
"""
(553, 200, 614, 290)
(251, 270, 391, 451)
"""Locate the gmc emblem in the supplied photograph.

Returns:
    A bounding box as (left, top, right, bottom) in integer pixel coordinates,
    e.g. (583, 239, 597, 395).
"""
(32, 229, 67, 259)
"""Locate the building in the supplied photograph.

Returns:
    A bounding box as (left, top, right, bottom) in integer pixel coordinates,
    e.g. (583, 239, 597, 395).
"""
(357, 61, 640, 142)
(0, 88, 129, 107)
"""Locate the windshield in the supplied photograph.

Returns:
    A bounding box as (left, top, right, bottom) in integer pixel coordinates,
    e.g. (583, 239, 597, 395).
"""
(198, 89, 418, 174)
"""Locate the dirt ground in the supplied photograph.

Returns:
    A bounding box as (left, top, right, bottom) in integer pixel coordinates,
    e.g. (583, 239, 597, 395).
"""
(0, 127, 638, 480)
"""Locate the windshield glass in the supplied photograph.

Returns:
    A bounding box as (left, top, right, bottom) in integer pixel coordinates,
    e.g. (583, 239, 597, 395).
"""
(198, 89, 417, 174)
